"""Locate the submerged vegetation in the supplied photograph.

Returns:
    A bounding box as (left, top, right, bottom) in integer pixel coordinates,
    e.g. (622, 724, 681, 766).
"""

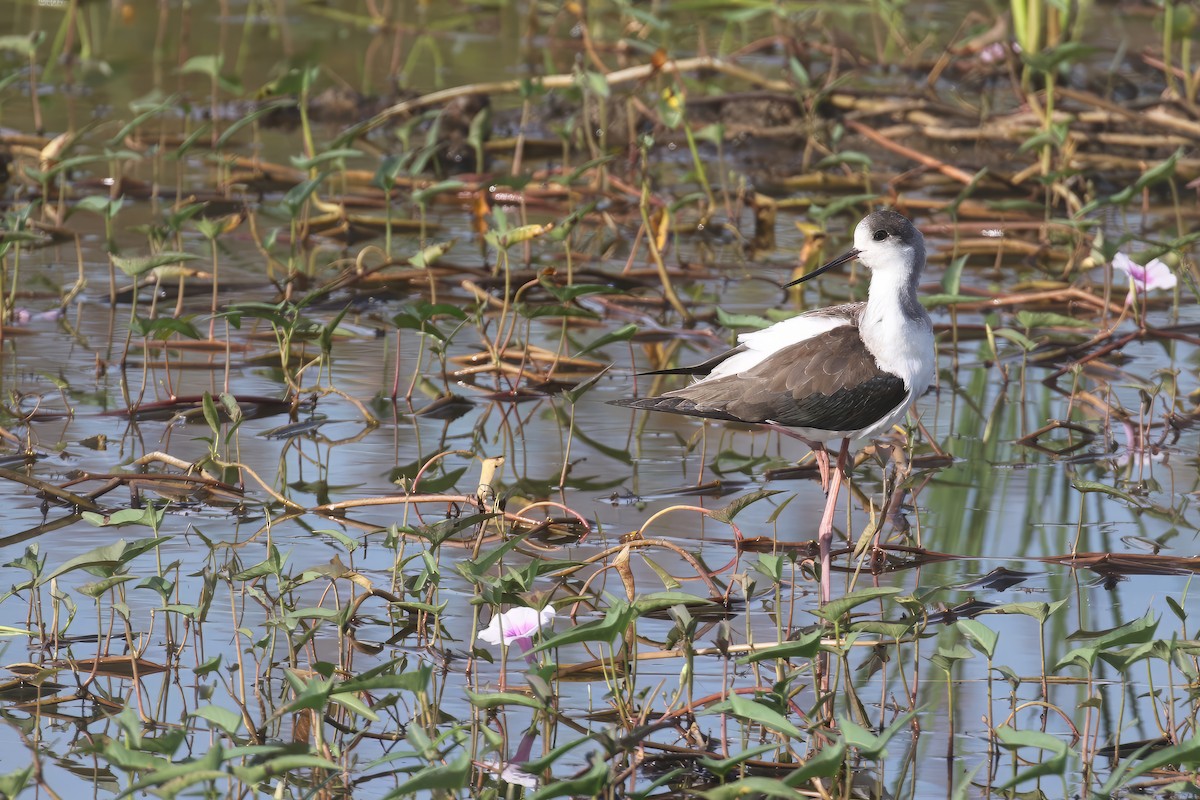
(0, 0, 1199, 797)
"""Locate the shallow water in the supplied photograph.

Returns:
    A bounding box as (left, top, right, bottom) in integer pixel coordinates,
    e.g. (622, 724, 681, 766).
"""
(1, 1, 1199, 798)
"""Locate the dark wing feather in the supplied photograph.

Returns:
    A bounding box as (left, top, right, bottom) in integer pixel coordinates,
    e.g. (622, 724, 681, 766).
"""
(636, 345, 746, 377)
(613, 326, 906, 432)
(609, 394, 750, 423)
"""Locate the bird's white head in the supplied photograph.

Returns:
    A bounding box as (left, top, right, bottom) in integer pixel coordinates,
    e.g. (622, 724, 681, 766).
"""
(786, 209, 926, 288)
(852, 209, 926, 278)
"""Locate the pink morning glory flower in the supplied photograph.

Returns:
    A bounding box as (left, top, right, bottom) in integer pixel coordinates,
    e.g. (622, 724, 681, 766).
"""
(1112, 252, 1176, 306)
(478, 605, 556, 656)
(477, 731, 538, 788)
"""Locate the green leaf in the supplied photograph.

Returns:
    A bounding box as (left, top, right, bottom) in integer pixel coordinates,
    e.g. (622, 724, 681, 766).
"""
(526, 751, 609, 799)
(115, 742, 227, 799)
(839, 710, 917, 758)
(716, 307, 773, 330)
(281, 172, 329, 216)
(814, 586, 902, 622)
(290, 148, 363, 171)
(534, 603, 636, 652)
(931, 643, 973, 674)
(574, 323, 638, 358)
(561, 365, 610, 405)
(1106, 733, 1200, 789)
(580, 68, 611, 99)
(1015, 310, 1093, 329)
(0, 35, 37, 56)
(921, 293, 979, 308)
(709, 488, 783, 524)
(465, 689, 548, 710)
(193, 655, 222, 676)
(631, 592, 715, 615)
(108, 95, 177, 145)
(411, 180, 465, 207)
(201, 392, 221, 434)
(1078, 149, 1180, 216)
(74, 195, 124, 218)
(537, 279, 622, 304)
(991, 327, 1037, 352)
(700, 694, 803, 738)
(191, 704, 242, 735)
(329, 689, 379, 721)
(813, 150, 873, 170)
(453, 522, 523, 579)
(214, 99, 293, 149)
(0, 764, 34, 798)
(739, 630, 824, 665)
(783, 738, 846, 786)
(1070, 479, 1144, 506)
(941, 254, 967, 295)
(129, 315, 202, 341)
(565, 155, 616, 184)
(697, 744, 778, 778)
(384, 749, 472, 797)
(231, 754, 343, 785)
(77, 574, 137, 598)
(42, 537, 166, 583)
(110, 251, 199, 277)
(980, 599, 1066, 624)
(519, 303, 597, 321)
(232, 545, 284, 580)
(702, 777, 810, 799)
(956, 619, 999, 659)
(1020, 41, 1094, 72)
(1067, 611, 1158, 649)
(179, 54, 223, 79)
(409, 239, 456, 268)
(992, 727, 1069, 790)
(341, 661, 431, 695)
(84, 506, 165, 528)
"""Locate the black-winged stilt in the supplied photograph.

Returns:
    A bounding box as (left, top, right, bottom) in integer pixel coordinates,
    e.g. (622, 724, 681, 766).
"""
(612, 209, 936, 602)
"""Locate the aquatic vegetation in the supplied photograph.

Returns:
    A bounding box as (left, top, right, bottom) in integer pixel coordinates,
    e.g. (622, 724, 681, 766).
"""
(1112, 251, 1178, 305)
(0, 1, 1197, 799)
(478, 605, 555, 660)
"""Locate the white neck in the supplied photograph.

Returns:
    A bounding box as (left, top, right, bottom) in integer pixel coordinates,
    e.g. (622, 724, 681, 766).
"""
(860, 267, 934, 392)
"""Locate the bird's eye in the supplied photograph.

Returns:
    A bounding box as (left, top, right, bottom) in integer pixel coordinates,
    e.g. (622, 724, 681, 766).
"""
(872, 229, 888, 242)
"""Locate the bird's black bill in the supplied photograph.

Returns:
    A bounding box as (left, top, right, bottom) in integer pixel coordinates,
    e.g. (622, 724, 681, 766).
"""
(784, 248, 862, 287)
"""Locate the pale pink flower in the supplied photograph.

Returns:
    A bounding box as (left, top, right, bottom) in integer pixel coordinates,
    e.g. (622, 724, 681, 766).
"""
(477, 731, 538, 788)
(478, 606, 555, 655)
(10, 308, 64, 324)
(1113, 252, 1176, 306)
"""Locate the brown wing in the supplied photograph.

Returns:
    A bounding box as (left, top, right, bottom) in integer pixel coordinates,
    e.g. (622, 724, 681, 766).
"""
(611, 326, 906, 431)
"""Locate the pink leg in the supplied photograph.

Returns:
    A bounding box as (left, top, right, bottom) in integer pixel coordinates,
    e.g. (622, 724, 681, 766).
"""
(773, 426, 830, 493)
(813, 445, 830, 494)
(817, 439, 852, 604)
